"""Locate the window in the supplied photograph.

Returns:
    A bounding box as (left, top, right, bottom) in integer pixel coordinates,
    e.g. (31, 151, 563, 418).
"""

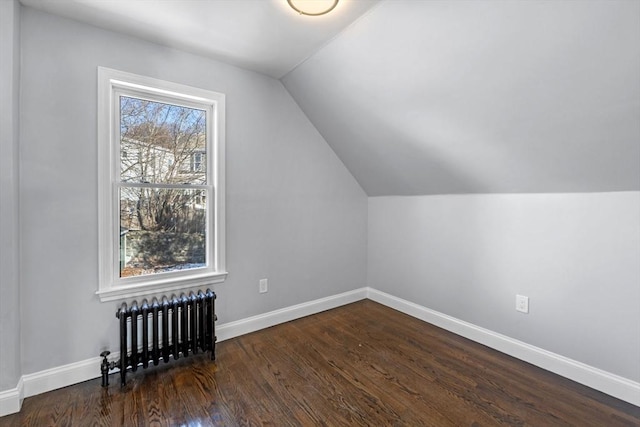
(191, 152, 205, 172)
(97, 67, 226, 302)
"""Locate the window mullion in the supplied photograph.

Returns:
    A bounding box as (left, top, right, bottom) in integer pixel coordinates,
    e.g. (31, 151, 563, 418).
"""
(117, 182, 210, 190)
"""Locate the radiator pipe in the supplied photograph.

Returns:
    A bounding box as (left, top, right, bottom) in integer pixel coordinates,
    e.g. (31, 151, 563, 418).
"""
(100, 351, 116, 387)
(100, 351, 110, 387)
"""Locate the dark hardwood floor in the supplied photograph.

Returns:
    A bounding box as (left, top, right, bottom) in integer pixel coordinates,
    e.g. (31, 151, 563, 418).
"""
(2, 300, 639, 426)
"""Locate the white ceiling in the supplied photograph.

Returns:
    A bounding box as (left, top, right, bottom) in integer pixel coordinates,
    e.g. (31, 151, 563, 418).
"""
(283, 0, 640, 195)
(19, 0, 640, 195)
(19, 0, 381, 79)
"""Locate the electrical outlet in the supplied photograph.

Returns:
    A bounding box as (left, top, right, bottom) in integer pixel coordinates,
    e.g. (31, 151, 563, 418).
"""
(516, 295, 529, 313)
(259, 278, 268, 293)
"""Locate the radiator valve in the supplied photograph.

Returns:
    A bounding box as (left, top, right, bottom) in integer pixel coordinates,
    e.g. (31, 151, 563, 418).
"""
(100, 351, 116, 387)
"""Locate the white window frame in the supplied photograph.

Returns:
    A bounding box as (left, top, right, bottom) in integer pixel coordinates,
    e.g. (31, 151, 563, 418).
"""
(97, 67, 226, 302)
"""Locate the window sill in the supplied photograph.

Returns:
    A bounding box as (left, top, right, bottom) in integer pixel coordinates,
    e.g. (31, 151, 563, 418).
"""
(96, 271, 227, 302)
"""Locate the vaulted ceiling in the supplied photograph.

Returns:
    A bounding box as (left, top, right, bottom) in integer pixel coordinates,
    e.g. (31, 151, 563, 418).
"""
(19, 0, 382, 79)
(20, 0, 640, 196)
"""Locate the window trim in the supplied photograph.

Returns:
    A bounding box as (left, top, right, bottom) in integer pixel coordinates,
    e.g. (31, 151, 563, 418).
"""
(97, 67, 226, 302)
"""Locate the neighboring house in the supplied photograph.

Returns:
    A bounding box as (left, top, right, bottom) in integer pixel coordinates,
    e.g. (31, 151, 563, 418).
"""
(119, 137, 206, 232)
(119, 136, 208, 273)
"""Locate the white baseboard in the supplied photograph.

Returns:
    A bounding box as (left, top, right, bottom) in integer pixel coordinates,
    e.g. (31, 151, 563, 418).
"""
(0, 377, 23, 417)
(1, 286, 637, 417)
(216, 287, 368, 342)
(366, 288, 640, 407)
(22, 356, 108, 400)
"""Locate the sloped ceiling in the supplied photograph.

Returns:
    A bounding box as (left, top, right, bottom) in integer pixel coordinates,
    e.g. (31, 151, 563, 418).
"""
(19, 0, 381, 79)
(283, 0, 640, 195)
(19, 0, 640, 196)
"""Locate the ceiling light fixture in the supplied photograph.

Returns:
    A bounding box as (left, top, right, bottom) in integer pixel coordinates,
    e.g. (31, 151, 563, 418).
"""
(287, 0, 339, 16)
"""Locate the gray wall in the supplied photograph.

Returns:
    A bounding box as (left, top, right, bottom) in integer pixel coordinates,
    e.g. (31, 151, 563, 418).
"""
(368, 192, 640, 381)
(16, 7, 367, 377)
(0, 0, 22, 392)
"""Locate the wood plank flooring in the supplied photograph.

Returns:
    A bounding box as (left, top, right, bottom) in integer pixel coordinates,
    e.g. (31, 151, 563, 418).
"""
(2, 300, 639, 426)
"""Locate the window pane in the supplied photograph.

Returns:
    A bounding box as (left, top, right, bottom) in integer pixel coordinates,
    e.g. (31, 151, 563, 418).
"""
(120, 96, 207, 185)
(119, 186, 207, 278)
